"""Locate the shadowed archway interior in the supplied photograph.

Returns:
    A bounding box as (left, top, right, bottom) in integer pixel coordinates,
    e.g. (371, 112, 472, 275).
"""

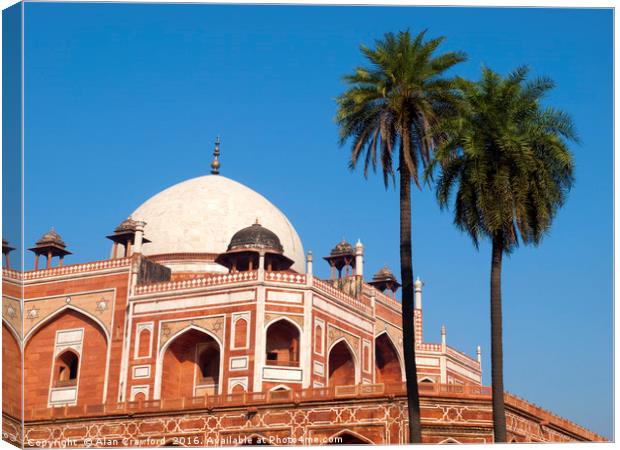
(265, 320, 300, 367)
(328, 341, 356, 386)
(375, 334, 402, 384)
(161, 329, 220, 399)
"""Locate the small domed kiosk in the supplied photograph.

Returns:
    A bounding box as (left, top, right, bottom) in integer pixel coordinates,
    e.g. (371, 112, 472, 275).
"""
(28, 228, 72, 269)
(369, 265, 401, 299)
(215, 221, 294, 272)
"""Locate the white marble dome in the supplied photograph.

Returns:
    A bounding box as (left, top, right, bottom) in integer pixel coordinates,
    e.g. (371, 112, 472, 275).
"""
(129, 175, 305, 273)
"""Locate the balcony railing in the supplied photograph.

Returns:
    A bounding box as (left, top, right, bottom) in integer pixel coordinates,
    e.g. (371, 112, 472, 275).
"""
(4, 382, 605, 442)
(134, 270, 258, 294)
(312, 277, 373, 315)
(17, 382, 494, 422)
(3, 257, 131, 281)
(53, 379, 78, 388)
(265, 358, 300, 367)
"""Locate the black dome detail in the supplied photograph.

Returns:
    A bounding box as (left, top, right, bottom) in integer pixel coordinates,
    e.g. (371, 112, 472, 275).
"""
(216, 222, 294, 272)
(227, 223, 284, 254)
(330, 240, 354, 257)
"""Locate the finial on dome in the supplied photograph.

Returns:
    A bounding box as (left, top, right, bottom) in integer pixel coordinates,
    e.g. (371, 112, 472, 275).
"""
(211, 136, 221, 175)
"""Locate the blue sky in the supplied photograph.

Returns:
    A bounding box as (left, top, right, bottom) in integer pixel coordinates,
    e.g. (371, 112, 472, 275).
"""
(14, 2, 613, 438)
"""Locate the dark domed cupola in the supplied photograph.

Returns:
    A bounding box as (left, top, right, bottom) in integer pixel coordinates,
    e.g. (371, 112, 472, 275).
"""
(227, 221, 284, 253)
(323, 239, 356, 280)
(28, 228, 72, 270)
(215, 220, 294, 272)
(368, 265, 401, 298)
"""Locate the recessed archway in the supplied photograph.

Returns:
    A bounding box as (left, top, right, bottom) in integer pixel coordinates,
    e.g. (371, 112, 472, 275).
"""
(438, 438, 462, 444)
(265, 319, 300, 367)
(327, 430, 373, 445)
(161, 328, 221, 399)
(328, 340, 356, 386)
(375, 333, 402, 384)
(24, 309, 108, 408)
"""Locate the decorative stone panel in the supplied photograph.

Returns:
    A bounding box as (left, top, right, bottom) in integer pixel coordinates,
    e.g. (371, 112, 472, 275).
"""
(327, 325, 360, 354)
(23, 290, 115, 341)
(376, 319, 403, 349)
(2, 296, 22, 338)
(264, 313, 303, 330)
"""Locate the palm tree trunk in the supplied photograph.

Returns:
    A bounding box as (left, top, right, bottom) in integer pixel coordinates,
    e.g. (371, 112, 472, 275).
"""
(399, 133, 423, 444)
(490, 232, 507, 442)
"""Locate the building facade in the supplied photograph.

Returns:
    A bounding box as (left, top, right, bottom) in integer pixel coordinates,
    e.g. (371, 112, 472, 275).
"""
(2, 163, 604, 446)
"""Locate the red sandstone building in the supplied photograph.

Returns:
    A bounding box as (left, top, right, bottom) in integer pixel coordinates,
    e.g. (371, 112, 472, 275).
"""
(2, 152, 605, 446)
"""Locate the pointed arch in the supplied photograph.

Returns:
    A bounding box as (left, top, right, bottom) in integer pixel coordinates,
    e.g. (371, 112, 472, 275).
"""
(53, 349, 80, 386)
(24, 307, 109, 408)
(265, 318, 301, 367)
(269, 384, 292, 392)
(375, 331, 404, 376)
(327, 336, 358, 360)
(230, 383, 246, 393)
(2, 319, 21, 349)
(159, 324, 223, 356)
(438, 438, 461, 444)
(24, 304, 110, 345)
(327, 430, 373, 445)
(327, 338, 358, 386)
(157, 325, 223, 399)
(264, 316, 303, 335)
(374, 332, 403, 384)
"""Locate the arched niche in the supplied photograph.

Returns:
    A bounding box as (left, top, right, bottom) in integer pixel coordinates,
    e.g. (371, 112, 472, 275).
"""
(161, 328, 221, 399)
(328, 430, 373, 445)
(24, 309, 108, 408)
(375, 333, 403, 384)
(265, 319, 300, 367)
(328, 340, 356, 386)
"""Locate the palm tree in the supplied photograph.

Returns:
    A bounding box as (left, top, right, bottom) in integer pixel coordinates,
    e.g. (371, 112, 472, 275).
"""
(336, 30, 466, 443)
(431, 67, 576, 442)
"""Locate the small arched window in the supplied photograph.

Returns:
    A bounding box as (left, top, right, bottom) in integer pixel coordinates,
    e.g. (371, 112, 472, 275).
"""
(55, 350, 79, 386)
